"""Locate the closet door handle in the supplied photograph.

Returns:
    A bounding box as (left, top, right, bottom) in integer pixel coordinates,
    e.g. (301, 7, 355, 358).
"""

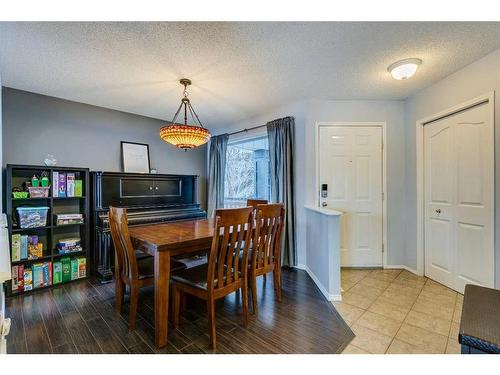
(435, 209, 441, 214)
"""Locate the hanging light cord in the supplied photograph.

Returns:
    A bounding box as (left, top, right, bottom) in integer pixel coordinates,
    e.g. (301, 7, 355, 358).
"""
(169, 81, 206, 129)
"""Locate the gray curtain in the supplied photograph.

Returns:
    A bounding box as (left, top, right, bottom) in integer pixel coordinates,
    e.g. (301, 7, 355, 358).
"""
(267, 116, 296, 267)
(207, 133, 229, 218)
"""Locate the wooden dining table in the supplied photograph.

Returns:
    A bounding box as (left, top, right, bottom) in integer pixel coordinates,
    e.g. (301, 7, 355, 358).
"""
(129, 218, 215, 348)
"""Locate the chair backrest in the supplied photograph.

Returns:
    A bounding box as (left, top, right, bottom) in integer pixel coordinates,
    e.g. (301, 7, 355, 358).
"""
(252, 204, 285, 272)
(207, 207, 254, 291)
(108, 206, 138, 281)
(246, 199, 268, 209)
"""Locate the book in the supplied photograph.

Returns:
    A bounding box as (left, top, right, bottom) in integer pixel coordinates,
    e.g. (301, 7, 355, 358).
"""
(70, 258, 79, 280)
(52, 171, 59, 197)
(75, 180, 83, 197)
(28, 235, 42, 259)
(42, 262, 52, 286)
(24, 267, 33, 291)
(58, 173, 66, 197)
(11, 234, 21, 262)
(67, 173, 75, 197)
(21, 235, 28, 259)
(17, 265, 24, 291)
(55, 213, 84, 226)
(61, 257, 71, 282)
(57, 237, 82, 254)
(53, 262, 62, 284)
(55, 214, 83, 220)
(33, 263, 43, 289)
(78, 257, 86, 278)
(11, 266, 18, 291)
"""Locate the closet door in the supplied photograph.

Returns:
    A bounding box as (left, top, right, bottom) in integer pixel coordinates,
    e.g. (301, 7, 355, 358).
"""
(424, 102, 494, 293)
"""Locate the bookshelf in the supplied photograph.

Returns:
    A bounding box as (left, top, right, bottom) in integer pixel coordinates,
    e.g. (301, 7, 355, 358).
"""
(5, 164, 90, 296)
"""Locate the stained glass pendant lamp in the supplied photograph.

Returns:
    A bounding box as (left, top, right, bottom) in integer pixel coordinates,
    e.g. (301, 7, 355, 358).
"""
(160, 78, 211, 150)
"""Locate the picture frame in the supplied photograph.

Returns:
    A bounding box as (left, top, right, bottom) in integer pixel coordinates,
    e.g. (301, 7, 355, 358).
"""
(121, 141, 151, 173)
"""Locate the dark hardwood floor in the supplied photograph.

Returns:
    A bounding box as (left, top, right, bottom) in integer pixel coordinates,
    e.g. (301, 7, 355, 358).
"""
(5, 268, 354, 354)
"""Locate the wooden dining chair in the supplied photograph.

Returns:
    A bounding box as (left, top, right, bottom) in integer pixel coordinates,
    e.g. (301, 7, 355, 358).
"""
(246, 199, 268, 209)
(108, 206, 186, 330)
(172, 206, 254, 350)
(249, 203, 285, 315)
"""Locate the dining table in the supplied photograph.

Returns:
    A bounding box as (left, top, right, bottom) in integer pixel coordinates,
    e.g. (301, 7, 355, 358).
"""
(129, 218, 215, 348)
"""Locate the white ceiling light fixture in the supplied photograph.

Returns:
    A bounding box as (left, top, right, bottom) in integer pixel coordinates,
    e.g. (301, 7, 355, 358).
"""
(387, 58, 422, 80)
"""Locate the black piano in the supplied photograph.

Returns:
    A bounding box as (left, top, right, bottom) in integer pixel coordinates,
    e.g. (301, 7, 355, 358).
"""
(91, 171, 206, 282)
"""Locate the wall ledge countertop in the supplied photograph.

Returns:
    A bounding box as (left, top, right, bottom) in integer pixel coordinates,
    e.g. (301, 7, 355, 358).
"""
(304, 205, 342, 216)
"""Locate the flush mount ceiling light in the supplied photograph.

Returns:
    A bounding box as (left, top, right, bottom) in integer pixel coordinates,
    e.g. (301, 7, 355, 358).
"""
(160, 78, 211, 150)
(387, 58, 422, 80)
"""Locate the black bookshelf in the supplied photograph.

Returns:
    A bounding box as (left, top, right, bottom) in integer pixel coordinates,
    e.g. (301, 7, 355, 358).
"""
(5, 164, 90, 296)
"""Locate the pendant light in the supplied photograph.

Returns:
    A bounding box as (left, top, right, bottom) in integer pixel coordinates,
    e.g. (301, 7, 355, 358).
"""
(160, 78, 211, 150)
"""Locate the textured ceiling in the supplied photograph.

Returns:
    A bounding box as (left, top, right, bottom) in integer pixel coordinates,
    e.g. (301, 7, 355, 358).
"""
(1, 22, 500, 129)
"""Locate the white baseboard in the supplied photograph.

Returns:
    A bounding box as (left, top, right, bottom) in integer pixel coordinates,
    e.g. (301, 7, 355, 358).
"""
(298, 264, 342, 301)
(384, 264, 421, 276)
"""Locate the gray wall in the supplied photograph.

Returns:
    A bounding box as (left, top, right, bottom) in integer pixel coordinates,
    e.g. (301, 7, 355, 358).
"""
(2, 87, 207, 208)
(405, 48, 500, 288)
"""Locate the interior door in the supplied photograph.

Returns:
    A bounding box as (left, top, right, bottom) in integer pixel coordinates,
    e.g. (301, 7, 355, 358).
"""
(424, 102, 494, 293)
(319, 126, 383, 267)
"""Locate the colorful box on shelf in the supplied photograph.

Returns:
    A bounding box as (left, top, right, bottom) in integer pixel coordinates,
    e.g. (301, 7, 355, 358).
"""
(55, 213, 84, 226)
(11, 234, 43, 261)
(52, 171, 82, 197)
(56, 237, 82, 254)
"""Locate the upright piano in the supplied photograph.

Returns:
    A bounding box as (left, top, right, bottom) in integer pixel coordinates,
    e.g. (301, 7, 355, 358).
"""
(91, 171, 206, 282)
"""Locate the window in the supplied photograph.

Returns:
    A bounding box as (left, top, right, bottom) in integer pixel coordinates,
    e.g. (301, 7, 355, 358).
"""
(224, 136, 270, 208)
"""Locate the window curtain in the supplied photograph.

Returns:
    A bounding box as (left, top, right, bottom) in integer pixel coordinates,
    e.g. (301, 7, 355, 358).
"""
(267, 116, 296, 267)
(207, 133, 229, 218)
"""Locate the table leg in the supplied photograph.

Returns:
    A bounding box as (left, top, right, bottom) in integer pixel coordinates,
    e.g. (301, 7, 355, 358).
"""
(154, 251, 170, 348)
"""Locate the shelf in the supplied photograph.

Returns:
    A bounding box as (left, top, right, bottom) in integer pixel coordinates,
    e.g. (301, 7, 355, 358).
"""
(6, 164, 90, 297)
(11, 254, 53, 265)
(12, 197, 50, 201)
(53, 222, 85, 229)
(53, 196, 86, 200)
(12, 225, 52, 232)
(10, 277, 87, 296)
(52, 250, 86, 258)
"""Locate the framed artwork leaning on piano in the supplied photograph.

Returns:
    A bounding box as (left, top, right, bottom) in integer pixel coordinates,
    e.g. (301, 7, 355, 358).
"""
(121, 141, 151, 174)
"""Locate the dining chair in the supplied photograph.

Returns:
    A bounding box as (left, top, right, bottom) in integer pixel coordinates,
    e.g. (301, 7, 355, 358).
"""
(246, 199, 268, 209)
(172, 206, 254, 350)
(108, 206, 186, 330)
(249, 203, 285, 315)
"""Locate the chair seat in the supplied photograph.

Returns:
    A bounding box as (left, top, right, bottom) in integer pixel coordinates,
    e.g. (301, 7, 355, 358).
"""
(134, 249, 151, 260)
(136, 255, 187, 280)
(171, 264, 210, 290)
(176, 254, 208, 269)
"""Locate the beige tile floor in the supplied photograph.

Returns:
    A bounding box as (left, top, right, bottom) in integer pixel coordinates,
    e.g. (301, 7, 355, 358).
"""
(334, 268, 463, 354)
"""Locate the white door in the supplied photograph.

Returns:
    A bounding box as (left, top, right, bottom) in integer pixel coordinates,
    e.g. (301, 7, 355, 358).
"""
(319, 126, 383, 267)
(424, 102, 494, 293)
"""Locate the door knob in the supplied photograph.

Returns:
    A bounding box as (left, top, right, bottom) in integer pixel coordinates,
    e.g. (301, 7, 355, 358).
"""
(435, 209, 441, 214)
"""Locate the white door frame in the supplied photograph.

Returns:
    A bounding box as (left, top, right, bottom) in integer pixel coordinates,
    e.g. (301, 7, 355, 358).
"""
(415, 92, 495, 277)
(315, 122, 388, 267)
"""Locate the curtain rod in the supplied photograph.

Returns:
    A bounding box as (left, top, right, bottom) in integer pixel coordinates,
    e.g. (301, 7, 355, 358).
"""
(227, 123, 267, 136)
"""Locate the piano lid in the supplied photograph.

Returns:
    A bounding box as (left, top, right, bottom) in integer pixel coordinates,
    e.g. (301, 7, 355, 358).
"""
(92, 171, 200, 210)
